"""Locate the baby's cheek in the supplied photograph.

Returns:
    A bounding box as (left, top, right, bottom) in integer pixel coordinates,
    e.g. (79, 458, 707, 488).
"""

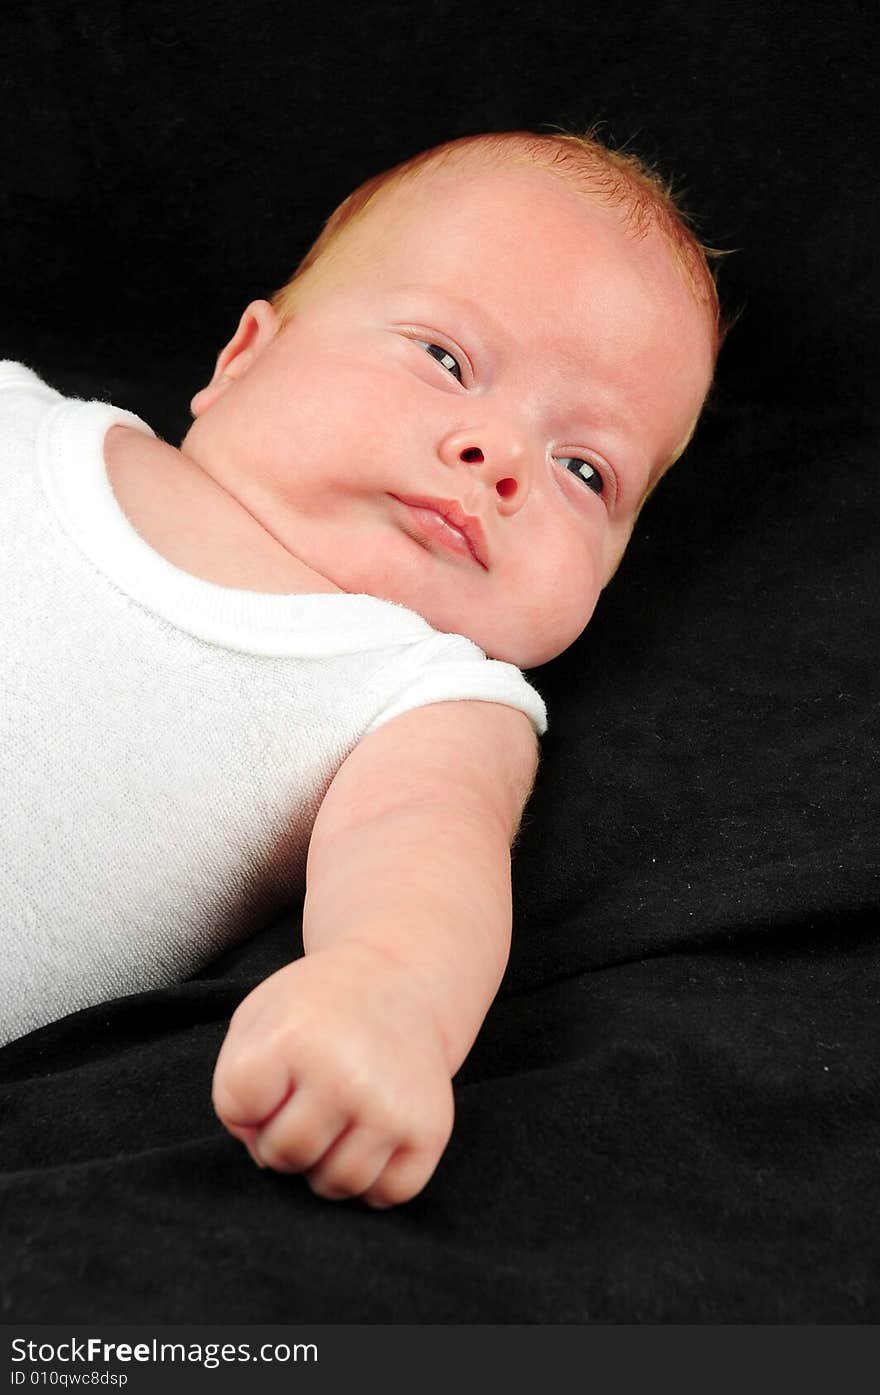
(601, 519, 637, 588)
(310, 368, 419, 463)
(515, 542, 602, 665)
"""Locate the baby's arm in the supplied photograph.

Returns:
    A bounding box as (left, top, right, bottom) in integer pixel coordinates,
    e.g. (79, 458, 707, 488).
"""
(211, 699, 538, 1208)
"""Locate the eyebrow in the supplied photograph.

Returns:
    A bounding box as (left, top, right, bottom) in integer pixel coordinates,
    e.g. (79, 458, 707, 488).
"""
(391, 285, 504, 349)
(395, 283, 613, 378)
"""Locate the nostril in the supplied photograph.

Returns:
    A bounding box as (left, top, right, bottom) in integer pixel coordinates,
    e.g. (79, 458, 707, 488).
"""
(460, 447, 484, 463)
(496, 478, 517, 500)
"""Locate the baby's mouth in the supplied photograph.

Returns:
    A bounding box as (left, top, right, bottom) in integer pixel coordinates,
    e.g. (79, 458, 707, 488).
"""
(388, 494, 489, 569)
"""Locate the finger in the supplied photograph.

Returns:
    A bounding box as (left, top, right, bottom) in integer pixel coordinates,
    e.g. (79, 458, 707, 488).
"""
(212, 1039, 294, 1129)
(254, 1087, 350, 1175)
(221, 1121, 266, 1167)
(361, 1143, 443, 1209)
(305, 1124, 396, 1201)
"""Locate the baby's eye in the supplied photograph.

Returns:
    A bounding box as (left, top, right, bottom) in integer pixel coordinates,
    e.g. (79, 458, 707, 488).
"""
(417, 341, 464, 383)
(559, 457, 604, 495)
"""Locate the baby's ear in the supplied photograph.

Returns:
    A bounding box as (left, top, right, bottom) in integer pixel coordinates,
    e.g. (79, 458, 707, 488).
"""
(189, 300, 279, 417)
(190, 374, 233, 417)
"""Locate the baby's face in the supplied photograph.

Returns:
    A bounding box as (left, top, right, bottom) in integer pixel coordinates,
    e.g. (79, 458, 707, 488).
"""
(184, 161, 714, 666)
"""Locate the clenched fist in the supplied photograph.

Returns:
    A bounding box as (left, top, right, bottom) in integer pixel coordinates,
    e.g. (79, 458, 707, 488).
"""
(212, 942, 455, 1208)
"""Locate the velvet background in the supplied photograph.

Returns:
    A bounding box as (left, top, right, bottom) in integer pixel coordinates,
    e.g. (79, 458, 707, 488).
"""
(1, 0, 877, 1322)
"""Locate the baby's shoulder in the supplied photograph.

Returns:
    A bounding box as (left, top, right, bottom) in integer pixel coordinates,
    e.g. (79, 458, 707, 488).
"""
(0, 360, 65, 431)
(0, 359, 59, 395)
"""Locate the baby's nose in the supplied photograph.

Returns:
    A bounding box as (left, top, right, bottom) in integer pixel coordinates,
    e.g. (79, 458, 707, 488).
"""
(440, 428, 530, 505)
(459, 445, 520, 502)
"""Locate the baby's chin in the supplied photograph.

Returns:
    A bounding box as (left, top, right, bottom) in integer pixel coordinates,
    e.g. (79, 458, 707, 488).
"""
(478, 607, 596, 669)
(410, 595, 591, 666)
(460, 624, 578, 670)
(391, 594, 591, 668)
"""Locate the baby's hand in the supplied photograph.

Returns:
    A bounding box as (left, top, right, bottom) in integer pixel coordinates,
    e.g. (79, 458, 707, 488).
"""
(211, 944, 455, 1208)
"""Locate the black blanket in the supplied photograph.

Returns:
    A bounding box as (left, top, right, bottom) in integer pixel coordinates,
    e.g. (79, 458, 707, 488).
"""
(1, 0, 877, 1323)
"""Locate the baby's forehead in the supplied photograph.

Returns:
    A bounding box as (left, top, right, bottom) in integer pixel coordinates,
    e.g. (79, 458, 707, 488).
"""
(387, 167, 697, 315)
(369, 155, 716, 346)
(313, 156, 716, 419)
(367, 159, 681, 292)
(359, 168, 596, 301)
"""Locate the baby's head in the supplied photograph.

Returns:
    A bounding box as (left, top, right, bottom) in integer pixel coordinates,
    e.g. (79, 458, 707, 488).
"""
(183, 129, 727, 667)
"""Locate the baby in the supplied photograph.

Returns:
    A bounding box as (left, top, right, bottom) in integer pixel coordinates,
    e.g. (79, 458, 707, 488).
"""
(1, 128, 721, 1208)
